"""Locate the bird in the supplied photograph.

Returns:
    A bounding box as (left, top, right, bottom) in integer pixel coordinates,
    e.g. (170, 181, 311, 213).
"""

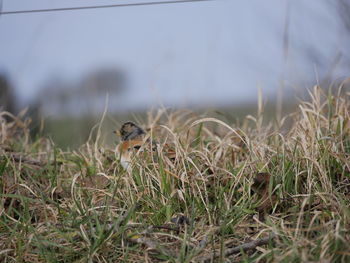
(114, 121, 149, 170)
(114, 121, 176, 172)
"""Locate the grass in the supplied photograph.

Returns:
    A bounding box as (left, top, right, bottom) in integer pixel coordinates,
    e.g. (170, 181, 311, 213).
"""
(1, 85, 350, 262)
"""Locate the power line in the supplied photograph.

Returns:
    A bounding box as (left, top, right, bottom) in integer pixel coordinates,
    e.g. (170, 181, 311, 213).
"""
(0, 0, 222, 15)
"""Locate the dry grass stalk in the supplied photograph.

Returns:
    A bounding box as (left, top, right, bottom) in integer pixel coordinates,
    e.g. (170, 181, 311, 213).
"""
(0, 86, 350, 262)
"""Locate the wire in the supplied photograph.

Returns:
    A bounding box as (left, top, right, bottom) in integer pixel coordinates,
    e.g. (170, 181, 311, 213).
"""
(0, 0, 222, 15)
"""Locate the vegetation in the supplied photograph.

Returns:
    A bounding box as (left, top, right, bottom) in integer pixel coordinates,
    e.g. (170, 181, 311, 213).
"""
(0, 86, 349, 262)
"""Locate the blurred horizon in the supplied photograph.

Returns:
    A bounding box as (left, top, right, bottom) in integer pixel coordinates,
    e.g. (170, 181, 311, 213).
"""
(1, 0, 349, 118)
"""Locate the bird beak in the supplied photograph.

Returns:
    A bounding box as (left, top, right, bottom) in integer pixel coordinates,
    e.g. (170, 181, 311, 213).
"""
(113, 130, 121, 136)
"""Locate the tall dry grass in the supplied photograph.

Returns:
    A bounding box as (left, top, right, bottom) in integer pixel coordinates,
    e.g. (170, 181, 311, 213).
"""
(0, 86, 349, 262)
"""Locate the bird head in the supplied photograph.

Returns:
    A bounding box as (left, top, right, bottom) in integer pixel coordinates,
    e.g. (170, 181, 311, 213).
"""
(115, 121, 145, 141)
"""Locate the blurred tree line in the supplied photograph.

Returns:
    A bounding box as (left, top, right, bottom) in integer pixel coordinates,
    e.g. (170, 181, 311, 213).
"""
(36, 68, 126, 147)
(36, 68, 126, 117)
(0, 68, 126, 148)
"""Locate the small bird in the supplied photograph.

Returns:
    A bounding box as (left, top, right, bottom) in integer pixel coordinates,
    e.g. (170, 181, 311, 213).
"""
(114, 121, 149, 170)
(114, 121, 176, 171)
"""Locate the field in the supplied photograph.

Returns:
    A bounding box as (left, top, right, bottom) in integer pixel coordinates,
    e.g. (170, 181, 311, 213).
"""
(1, 86, 350, 262)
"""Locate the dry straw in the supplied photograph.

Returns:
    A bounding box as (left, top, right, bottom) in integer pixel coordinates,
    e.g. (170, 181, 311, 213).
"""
(0, 86, 349, 262)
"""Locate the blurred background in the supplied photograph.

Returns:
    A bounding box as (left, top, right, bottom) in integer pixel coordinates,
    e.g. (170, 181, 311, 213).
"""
(0, 0, 350, 148)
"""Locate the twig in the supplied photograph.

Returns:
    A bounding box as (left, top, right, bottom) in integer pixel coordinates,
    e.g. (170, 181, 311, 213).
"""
(224, 233, 276, 257)
(198, 233, 276, 263)
(3, 152, 62, 167)
(127, 235, 174, 258)
(8, 153, 46, 166)
(152, 225, 180, 232)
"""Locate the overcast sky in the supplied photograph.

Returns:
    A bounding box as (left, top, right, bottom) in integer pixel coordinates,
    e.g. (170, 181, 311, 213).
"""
(0, 0, 348, 113)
